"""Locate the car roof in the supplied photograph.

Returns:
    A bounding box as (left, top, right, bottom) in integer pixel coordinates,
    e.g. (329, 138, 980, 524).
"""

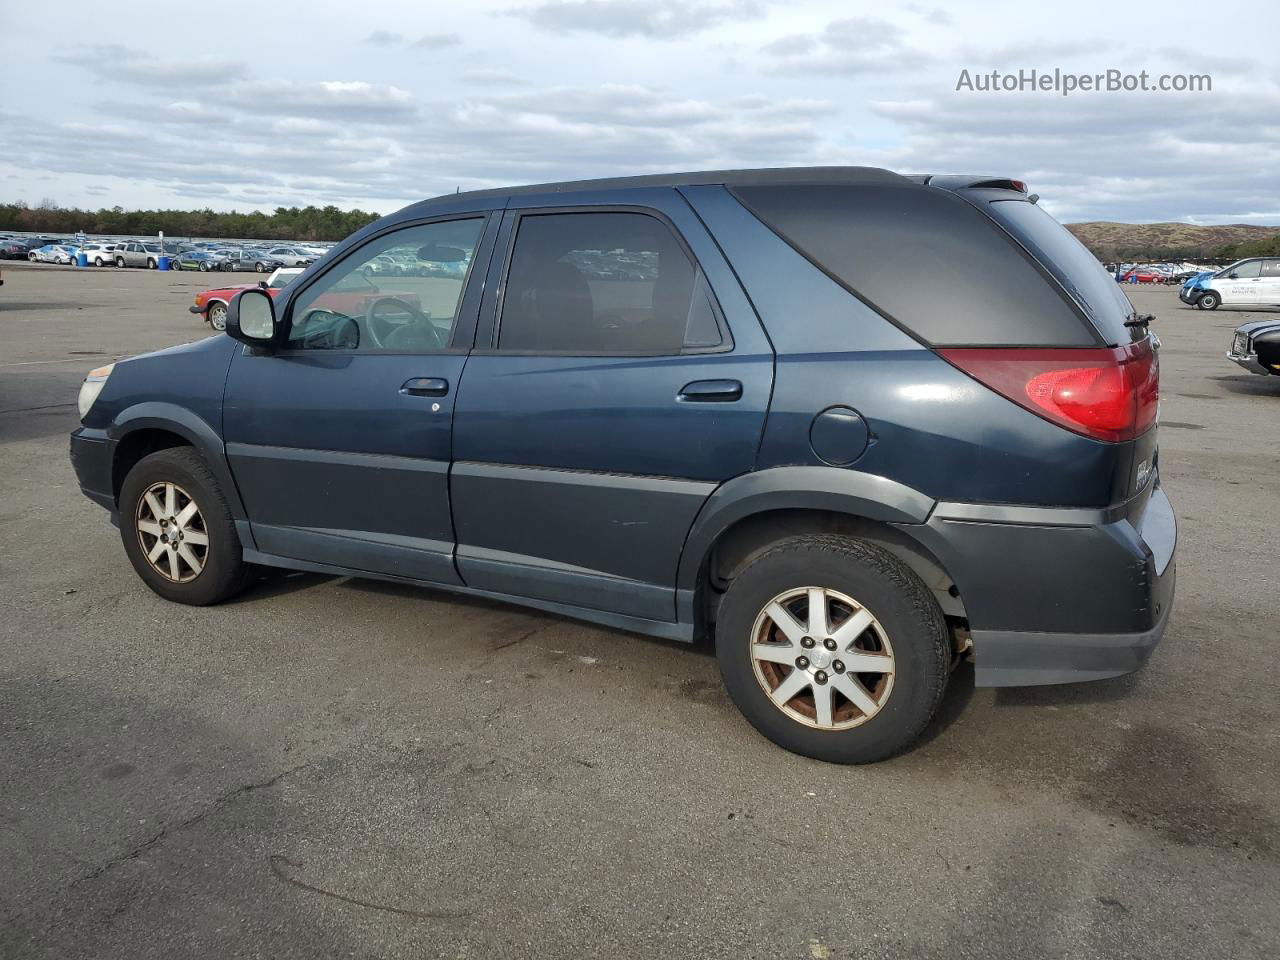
(398, 166, 910, 217)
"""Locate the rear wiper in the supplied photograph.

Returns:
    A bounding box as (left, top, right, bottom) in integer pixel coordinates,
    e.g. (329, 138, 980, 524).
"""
(1124, 313, 1155, 329)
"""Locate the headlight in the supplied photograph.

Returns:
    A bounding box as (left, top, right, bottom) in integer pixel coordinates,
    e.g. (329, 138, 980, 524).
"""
(77, 363, 115, 420)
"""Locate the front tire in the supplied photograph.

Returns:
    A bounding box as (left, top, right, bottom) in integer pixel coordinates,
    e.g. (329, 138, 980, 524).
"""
(715, 535, 950, 764)
(115, 256, 126, 268)
(118, 448, 252, 605)
(1197, 291, 1221, 310)
(207, 302, 228, 331)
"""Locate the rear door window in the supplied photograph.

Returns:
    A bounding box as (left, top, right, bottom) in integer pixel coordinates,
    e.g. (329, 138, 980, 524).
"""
(496, 211, 724, 354)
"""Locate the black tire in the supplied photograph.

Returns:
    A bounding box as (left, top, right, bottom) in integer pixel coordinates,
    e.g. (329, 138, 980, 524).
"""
(207, 301, 228, 331)
(715, 535, 950, 764)
(1197, 291, 1220, 310)
(115, 256, 126, 268)
(255, 261, 265, 273)
(199, 261, 209, 272)
(94, 257, 105, 267)
(118, 447, 252, 605)
(146, 258, 157, 269)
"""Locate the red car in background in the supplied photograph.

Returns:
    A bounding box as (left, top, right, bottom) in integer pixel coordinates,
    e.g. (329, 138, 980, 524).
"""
(1119, 269, 1165, 284)
(191, 268, 301, 330)
(190, 266, 423, 332)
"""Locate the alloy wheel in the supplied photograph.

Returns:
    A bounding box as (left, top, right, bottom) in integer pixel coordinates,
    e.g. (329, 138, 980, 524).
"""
(135, 481, 209, 583)
(750, 586, 895, 730)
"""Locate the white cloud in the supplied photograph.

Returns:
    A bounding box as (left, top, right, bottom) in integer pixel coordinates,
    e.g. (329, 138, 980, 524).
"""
(507, 0, 765, 38)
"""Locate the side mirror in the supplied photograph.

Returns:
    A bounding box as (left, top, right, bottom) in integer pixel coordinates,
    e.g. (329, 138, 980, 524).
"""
(1228, 273, 1239, 279)
(226, 289, 278, 345)
(257, 280, 268, 289)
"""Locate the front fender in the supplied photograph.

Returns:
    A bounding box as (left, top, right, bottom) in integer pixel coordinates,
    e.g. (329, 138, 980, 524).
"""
(675, 466, 936, 593)
(109, 402, 246, 519)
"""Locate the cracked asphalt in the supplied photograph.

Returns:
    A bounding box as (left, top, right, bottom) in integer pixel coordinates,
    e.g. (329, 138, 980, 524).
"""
(2, 262, 1278, 959)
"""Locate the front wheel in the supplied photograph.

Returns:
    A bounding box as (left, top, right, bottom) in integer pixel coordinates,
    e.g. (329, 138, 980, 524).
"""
(118, 448, 252, 605)
(1197, 291, 1221, 310)
(207, 302, 228, 331)
(715, 535, 950, 764)
(115, 256, 126, 268)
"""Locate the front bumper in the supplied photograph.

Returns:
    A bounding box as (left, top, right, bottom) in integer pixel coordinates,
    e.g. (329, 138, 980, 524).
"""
(1179, 286, 1200, 303)
(69, 427, 116, 514)
(1228, 350, 1271, 375)
(189, 303, 207, 315)
(906, 483, 1177, 687)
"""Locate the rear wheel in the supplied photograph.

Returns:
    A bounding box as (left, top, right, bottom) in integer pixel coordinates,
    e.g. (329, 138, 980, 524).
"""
(1197, 291, 1221, 310)
(255, 261, 266, 273)
(146, 258, 157, 269)
(94, 257, 105, 267)
(199, 261, 209, 272)
(715, 535, 950, 764)
(118, 448, 252, 605)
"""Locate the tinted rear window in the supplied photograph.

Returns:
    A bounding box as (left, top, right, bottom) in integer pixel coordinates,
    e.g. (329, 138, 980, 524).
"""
(732, 183, 1098, 347)
(985, 198, 1136, 345)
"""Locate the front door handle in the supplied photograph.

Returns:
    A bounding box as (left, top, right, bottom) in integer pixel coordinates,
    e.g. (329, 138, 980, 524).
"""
(401, 377, 449, 397)
(678, 379, 743, 402)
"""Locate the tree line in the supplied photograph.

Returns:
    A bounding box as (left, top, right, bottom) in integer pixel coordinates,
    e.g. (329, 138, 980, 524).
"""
(1214, 234, 1280, 260)
(0, 201, 382, 241)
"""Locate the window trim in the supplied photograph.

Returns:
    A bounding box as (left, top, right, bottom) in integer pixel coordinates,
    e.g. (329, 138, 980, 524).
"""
(481, 205, 733, 358)
(273, 212, 497, 357)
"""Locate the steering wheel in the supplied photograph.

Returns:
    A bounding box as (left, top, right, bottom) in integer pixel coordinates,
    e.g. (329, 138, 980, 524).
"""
(365, 296, 441, 349)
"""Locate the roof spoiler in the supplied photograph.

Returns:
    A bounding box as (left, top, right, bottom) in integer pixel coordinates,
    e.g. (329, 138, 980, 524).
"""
(908, 174, 1030, 194)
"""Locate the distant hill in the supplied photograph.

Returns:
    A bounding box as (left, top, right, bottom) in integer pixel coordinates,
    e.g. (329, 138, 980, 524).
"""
(1066, 221, 1280, 261)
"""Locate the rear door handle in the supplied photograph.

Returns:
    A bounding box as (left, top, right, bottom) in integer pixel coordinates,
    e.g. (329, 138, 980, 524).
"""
(401, 377, 449, 397)
(678, 379, 743, 402)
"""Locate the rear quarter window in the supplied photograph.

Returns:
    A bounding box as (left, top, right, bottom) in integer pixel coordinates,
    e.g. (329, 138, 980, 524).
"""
(731, 183, 1098, 347)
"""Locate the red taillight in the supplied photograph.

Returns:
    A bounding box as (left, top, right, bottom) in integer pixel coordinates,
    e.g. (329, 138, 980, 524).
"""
(938, 340, 1158, 442)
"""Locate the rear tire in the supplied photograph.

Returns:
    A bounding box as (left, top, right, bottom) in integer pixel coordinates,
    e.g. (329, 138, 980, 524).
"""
(715, 535, 950, 764)
(118, 448, 252, 605)
(255, 261, 266, 272)
(1197, 292, 1221, 310)
(94, 257, 105, 267)
(146, 258, 156, 269)
(200, 261, 209, 272)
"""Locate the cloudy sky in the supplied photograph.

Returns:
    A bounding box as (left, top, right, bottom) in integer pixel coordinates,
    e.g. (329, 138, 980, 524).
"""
(2, 0, 1276, 223)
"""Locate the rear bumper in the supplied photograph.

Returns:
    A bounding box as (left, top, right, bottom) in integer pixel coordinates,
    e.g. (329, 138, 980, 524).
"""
(69, 427, 116, 514)
(905, 483, 1177, 687)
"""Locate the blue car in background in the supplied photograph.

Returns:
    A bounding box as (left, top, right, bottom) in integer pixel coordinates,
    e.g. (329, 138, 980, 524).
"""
(1178, 270, 1214, 305)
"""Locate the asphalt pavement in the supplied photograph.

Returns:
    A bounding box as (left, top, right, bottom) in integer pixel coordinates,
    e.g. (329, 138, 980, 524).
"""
(2, 260, 1277, 959)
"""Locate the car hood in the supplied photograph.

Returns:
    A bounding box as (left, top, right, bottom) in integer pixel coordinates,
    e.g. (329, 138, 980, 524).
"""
(1235, 318, 1280, 337)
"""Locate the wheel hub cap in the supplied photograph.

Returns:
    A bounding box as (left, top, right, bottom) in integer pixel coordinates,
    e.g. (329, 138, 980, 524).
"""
(135, 481, 209, 583)
(749, 586, 896, 731)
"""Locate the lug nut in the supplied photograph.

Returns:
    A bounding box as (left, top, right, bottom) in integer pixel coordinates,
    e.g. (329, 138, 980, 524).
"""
(832, 660, 845, 673)
(823, 638, 837, 651)
(814, 671, 828, 684)
(800, 637, 815, 649)
(796, 656, 810, 669)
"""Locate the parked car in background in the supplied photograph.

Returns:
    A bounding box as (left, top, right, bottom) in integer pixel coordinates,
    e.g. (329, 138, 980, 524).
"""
(190, 267, 303, 330)
(263, 246, 316, 267)
(1186, 258, 1280, 311)
(0, 238, 38, 259)
(221, 252, 285, 273)
(115, 242, 166, 269)
(71, 167, 1175, 765)
(1227, 318, 1280, 375)
(1119, 268, 1162, 284)
(28, 244, 76, 264)
(176, 250, 229, 272)
(79, 242, 117, 266)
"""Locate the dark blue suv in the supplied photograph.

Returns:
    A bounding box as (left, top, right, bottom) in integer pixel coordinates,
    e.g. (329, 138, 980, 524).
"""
(69, 168, 1176, 763)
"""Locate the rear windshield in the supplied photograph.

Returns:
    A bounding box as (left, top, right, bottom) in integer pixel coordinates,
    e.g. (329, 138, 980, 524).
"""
(985, 199, 1135, 345)
(731, 183, 1098, 347)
